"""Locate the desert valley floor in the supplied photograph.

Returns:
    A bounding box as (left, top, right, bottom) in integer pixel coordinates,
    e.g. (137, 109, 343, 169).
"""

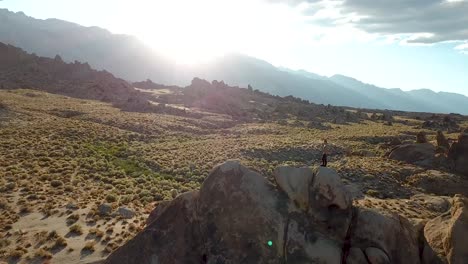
(1, 89, 468, 263)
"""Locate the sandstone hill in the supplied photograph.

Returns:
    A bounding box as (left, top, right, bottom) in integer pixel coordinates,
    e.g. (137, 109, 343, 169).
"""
(105, 161, 467, 264)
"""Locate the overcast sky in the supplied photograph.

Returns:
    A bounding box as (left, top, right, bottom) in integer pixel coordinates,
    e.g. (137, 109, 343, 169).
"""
(1, 0, 468, 95)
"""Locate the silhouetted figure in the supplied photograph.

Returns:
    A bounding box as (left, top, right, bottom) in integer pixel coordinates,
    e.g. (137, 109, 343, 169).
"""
(321, 139, 329, 167)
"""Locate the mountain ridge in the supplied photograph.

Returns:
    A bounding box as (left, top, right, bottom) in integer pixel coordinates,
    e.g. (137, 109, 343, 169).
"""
(1, 8, 467, 114)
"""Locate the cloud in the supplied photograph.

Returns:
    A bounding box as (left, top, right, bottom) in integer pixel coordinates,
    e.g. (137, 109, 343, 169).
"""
(268, 0, 468, 44)
(455, 42, 468, 54)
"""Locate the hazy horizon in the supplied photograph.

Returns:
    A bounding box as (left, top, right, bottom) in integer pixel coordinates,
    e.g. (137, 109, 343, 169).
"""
(1, 0, 468, 96)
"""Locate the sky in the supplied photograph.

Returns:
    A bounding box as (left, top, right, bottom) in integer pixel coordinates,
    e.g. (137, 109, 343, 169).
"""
(1, 0, 468, 95)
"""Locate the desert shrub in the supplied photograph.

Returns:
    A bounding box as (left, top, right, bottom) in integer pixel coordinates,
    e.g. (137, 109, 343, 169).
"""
(120, 195, 132, 204)
(105, 194, 118, 203)
(50, 180, 63, 188)
(8, 249, 25, 259)
(52, 236, 67, 249)
(47, 230, 58, 240)
(366, 189, 380, 197)
(66, 214, 79, 225)
(82, 241, 96, 252)
(0, 200, 8, 210)
(34, 248, 52, 259)
(89, 228, 104, 238)
(0, 238, 11, 248)
(69, 224, 83, 235)
(4, 182, 16, 191)
(104, 241, 119, 253)
(19, 206, 31, 214)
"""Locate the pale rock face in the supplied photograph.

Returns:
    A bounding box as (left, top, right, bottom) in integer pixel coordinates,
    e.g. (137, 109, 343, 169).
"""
(274, 166, 313, 211)
(311, 166, 352, 210)
(425, 195, 468, 264)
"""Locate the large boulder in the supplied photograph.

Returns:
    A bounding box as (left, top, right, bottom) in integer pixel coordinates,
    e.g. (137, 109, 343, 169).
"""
(406, 170, 468, 197)
(310, 167, 352, 211)
(98, 203, 112, 216)
(389, 143, 435, 167)
(346, 209, 421, 264)
(106, 161, 425, 264)
(447, 131, 468, 176)
(117, 207, 135, 219)
(424, 195, 468, 264)
(274, 167, 313, 211)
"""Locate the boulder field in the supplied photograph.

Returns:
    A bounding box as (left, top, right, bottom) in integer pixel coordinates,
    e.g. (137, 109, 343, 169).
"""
(105, 161, 467, 264)
(389, 130, 468, 177)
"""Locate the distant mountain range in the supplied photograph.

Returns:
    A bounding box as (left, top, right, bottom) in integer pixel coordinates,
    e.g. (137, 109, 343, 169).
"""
(1, 8, 468, 114)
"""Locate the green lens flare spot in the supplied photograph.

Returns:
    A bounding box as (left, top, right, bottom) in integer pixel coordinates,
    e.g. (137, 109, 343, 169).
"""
(267, 241, 273, 247)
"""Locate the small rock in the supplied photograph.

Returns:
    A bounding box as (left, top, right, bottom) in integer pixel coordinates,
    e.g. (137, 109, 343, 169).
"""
(365, 247, 390, 264)
(118, 207, 135, 219)
(98, 203, 112, 216)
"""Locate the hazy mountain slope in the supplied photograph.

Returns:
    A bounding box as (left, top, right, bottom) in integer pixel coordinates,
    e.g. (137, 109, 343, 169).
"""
(329, 75, 468, 114)
(329, 75, 435, 112)
(0, 8, 175, 83)
(2, 8, 467, 114)
(0, 41, 156, 112)
(407, 89, 468, 114)
(192, 54, 382, 108)
(278, 67, 328, 80)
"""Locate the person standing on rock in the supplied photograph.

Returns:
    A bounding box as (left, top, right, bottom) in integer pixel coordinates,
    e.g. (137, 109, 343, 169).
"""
(321, 139, 329, 167)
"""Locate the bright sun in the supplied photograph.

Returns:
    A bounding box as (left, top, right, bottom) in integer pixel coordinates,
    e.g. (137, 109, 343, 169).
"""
(119, 0, 299, 65)
(129, 0, 248, 64)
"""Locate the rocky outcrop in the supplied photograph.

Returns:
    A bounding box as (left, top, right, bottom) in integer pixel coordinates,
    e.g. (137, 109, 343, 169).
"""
(424, 195, 468, 264)
(417, 132, 428, 143)
(388, 143, 435, 167)
(106, 161, 426, 264)
(447, 131, 468, 176)
(436, 131, 450, 151)
(421, 116, 460, 133)
(347, 209, 421, 264)
(0, 42, 156, 113)
(406, 171, 468, 197)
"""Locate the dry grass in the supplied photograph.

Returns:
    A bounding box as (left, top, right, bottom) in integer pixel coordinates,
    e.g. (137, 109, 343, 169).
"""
(69, 224, 83, 235)
(0, 89, 466, 263)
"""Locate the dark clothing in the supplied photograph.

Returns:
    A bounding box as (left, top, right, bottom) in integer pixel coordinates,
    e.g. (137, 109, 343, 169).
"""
(321, 153, 328, 167)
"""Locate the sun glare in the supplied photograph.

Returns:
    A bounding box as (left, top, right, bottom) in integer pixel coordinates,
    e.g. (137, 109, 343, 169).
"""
(123, 0, 247, 64)
(119, 0, 301, 65)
